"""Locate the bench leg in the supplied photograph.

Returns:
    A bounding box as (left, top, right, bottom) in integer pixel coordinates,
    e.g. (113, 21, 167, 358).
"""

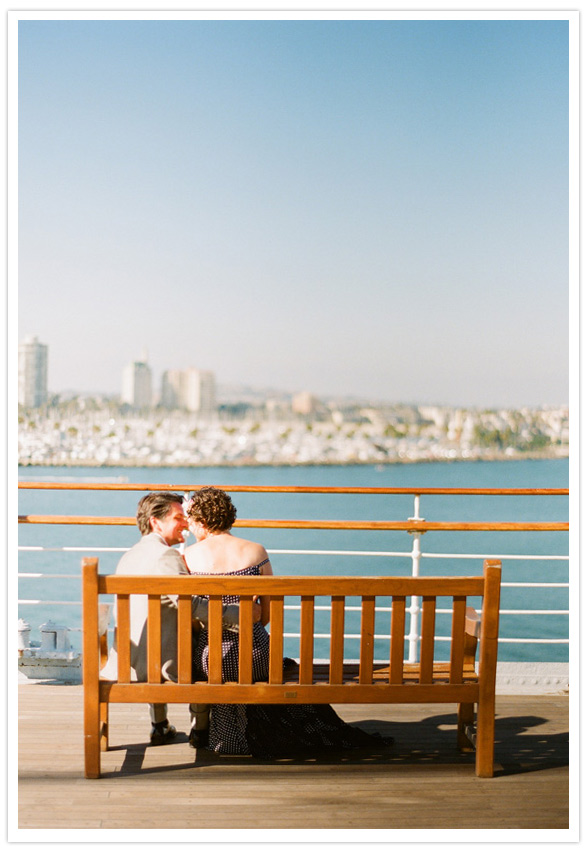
(84, 690, 101, 778)
(99, 701, 109, 752)
(475, 697, 495, 778)
(457, 702, 475, 751)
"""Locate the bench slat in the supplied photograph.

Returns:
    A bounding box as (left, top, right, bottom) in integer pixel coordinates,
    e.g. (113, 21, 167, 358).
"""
(420, 597, 436, 683)
(450, 597, 467, 684)
(238, 599, 254, 684)
(269, 598, 284, 684)
(177, 596, 192, 684)
(116, 595, 131, 684)
(207, 597, 224, 685)
(329, 596, 345, 684)
(147, 596, 162, 683)
(359, 596, 375, 684)
(389, 596, 406, 683)
(299, 596, 315, 684)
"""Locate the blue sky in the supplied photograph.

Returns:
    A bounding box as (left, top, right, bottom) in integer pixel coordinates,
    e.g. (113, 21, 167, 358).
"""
(16, 15, 571, 407)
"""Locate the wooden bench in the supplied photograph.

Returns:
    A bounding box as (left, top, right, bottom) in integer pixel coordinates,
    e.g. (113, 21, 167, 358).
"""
(82, 558, 501, 778)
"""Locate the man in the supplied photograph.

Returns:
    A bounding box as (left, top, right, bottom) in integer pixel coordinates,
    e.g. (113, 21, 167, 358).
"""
(101, 491, 258, 747)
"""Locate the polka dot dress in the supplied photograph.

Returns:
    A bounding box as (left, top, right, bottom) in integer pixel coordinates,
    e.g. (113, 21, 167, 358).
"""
(193, 562, 270, 754)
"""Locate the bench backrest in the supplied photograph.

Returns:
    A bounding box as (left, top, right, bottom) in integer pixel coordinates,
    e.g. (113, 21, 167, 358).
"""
(82, 559, 501, 688)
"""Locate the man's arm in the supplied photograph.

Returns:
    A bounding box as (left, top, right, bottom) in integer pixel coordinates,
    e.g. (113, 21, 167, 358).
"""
(191, 595, 261, 631)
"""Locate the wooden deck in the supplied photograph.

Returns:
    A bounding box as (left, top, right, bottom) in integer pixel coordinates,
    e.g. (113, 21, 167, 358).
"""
(17, 682, 569, 832)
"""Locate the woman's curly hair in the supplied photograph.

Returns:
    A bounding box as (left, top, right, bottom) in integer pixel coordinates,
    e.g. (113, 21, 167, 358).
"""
(186, 486, 237, 532)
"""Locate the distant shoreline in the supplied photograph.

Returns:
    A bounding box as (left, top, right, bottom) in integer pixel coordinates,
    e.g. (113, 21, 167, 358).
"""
(18, 450, 568, 469)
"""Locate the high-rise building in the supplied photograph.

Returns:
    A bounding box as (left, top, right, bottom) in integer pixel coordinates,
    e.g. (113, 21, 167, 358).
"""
(160, 370, 184, 409)
(18, 335, 48, 408)
(184, 368, 216, 416)
(159, 368, 216, 415)
(121, 358, 152, 408)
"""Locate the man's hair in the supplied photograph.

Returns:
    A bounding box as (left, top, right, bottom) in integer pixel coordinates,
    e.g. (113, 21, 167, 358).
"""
(186, 486, 237, 533)
(136, 492, 184, 536)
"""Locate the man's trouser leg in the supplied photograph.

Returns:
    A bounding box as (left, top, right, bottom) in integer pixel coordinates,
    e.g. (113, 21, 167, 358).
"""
(190, 702, 210, 731)
(150, 703, 167, 724)
(149, 703, 208, 729)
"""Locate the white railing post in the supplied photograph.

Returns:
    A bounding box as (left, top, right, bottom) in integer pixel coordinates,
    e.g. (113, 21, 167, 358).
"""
(407, 493, 424, 662)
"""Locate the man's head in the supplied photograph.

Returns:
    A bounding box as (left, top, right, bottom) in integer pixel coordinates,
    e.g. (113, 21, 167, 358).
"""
(136, 492, 188, 545)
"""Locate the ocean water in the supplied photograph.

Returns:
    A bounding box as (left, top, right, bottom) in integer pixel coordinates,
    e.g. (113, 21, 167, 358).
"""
(17, 459, 569, 662)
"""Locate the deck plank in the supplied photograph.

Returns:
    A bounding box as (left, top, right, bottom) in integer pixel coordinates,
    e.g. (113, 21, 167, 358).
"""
(17, 683, 569, 831)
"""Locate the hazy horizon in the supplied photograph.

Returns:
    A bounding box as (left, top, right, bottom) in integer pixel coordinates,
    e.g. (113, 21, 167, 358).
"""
(16, 13, 572, 408)
(36, 377, 569, 412)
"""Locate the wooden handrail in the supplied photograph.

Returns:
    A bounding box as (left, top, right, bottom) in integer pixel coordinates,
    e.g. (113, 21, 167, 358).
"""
(17, 514, 569, 531)
(18, 482, 569, 495)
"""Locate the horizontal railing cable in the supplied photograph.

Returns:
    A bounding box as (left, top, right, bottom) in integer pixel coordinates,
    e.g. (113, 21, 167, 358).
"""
(19, 546, 131, 553)
(18, 546, 415, 556)
(55, 628, 570, 645)
(18, 545, 570, 561)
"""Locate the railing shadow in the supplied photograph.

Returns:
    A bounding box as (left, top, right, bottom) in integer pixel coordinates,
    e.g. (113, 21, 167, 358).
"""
(349, 713, 569, 777)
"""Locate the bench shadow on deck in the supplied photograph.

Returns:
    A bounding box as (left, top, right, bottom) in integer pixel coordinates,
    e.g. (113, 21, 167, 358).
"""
(106, 708, 567, 780)
(18, 683, 569, 831)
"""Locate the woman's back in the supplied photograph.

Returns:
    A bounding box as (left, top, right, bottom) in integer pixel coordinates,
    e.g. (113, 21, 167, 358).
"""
(184, 532, 268, 575)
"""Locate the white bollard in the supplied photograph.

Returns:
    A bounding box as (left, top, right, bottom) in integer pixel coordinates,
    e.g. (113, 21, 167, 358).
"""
(39, 621, 71, 652)
(54, 624, 71, 652)
(39, 620, 57, 651)
(18, 619, 31, 651)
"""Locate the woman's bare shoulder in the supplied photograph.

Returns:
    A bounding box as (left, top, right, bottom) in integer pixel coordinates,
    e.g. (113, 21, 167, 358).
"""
(183, 542, 210, 572)
(237, 537, 268, 559)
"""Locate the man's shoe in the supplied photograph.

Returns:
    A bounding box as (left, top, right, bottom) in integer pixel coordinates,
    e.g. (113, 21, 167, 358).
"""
(150, 720, 177, 745)
(189, 727, 209, 749)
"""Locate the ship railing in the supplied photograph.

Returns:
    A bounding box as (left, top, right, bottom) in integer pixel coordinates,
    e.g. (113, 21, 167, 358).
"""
(17, 483, 569, 662)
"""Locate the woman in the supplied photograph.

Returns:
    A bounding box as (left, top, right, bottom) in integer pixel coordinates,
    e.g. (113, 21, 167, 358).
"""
(184, 486, 392, 758)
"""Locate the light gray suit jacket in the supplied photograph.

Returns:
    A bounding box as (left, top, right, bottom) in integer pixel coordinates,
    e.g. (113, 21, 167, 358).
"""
(101, 532, 239, 682)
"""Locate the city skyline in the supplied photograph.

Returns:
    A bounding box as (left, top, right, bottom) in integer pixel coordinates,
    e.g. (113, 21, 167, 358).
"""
(15, 12, 574, 408)
(16, 332, 571, 411)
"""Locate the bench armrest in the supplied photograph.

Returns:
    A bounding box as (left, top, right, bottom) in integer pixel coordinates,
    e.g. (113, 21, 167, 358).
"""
(98, 604, 111, 670)
(98, 604, 111, 637)
(465, 606, 481, 639)
(464, 606, 481, 667)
